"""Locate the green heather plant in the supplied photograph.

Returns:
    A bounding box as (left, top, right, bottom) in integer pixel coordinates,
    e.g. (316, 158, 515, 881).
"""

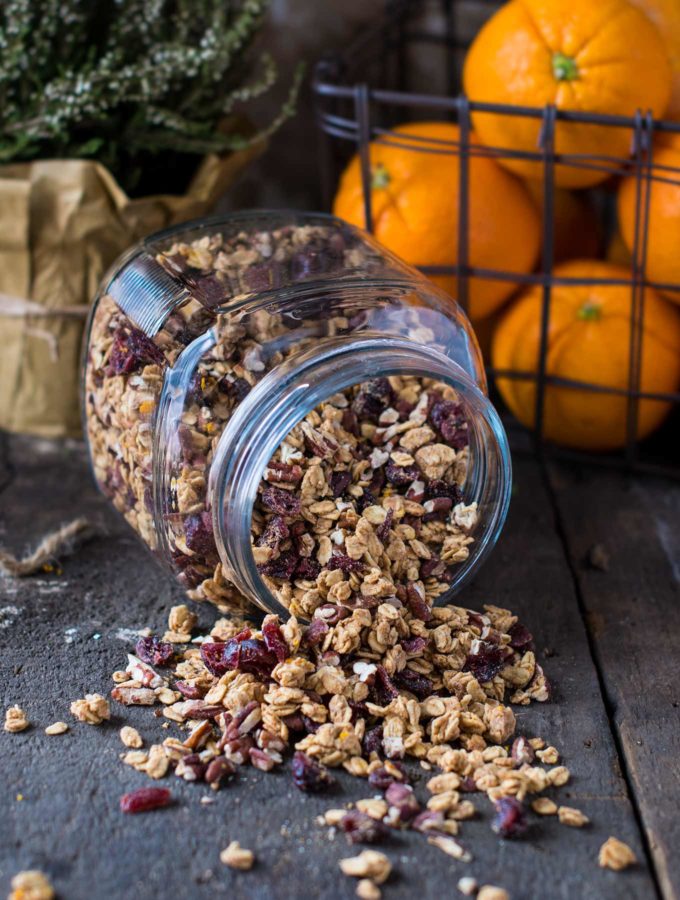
(0, 0, 301, 193)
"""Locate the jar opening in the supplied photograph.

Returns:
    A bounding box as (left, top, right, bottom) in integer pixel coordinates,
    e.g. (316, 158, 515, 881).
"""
(210, 336, 511, 621)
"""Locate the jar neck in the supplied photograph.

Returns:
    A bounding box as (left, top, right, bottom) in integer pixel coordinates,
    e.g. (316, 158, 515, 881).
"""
(209, 335, 512, 618)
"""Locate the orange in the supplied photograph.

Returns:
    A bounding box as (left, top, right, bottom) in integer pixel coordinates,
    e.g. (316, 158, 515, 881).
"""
(492, 260, 680, 450)
(463, 0, 672, 188)
(332, 121, 541, 320)
(629, 0, 680, 120)
(618, 136, 680, 303)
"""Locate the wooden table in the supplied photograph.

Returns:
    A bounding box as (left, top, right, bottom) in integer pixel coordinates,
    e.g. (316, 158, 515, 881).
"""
(0, 433, 677, 900)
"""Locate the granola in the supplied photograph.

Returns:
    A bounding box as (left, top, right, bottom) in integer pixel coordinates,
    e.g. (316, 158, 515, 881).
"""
(220, 841, 255, 870)
(4, 705, 29, 733)
(598, 836, 637, 871)
(44, 722, 69, 736)
(8, 870, 54, 900)
(84, 221, 479, 618)
(70, 693, 110, 725)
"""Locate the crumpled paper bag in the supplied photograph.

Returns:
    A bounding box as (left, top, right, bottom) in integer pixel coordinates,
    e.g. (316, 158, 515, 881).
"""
(0, 140, 262, 437)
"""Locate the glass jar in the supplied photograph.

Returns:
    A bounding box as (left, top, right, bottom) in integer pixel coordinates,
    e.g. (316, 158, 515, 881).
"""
(82, 211, 511, 620)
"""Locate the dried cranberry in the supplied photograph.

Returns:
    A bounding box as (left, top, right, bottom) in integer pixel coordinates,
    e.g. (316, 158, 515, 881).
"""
(295, 557, 321, 580)
(385, 462, 421, 487)
(459, 776, 477, 793)
(429, 398, 462, 430)
(340, 811, 389, 845)
(355, 489, 377, 514)
(201, 638, 276, 679)
(392, 668, 433, 700)
(291, 751, 335, 792)
(368, 763, 408, 790)
(372, 665, 399, 706)
(301, 715, 321, 734)
(330, 470, 352, 497)
(262, 617, 288, 663)
(290, 247, 330, 281)
(328, 553, 365, 574)
(257, 515, 290, 552)
(385, 782, 420, 823)
(261, 486, 301, 517)
(441, 417, 468, 449)
(401, 636, 428, 655)
(363, 725, 384, 758)
(406, 583, 432, 622)
(303, 617, 330, 647)
(120, 787, 172, 814)
(184, 511, 216, 557)
(341, 409, 360, 436)
(258, 549, 299, 580)
(464, 641, 510, 683)
(508, 622, 534, 652)
(281, 713, 305, 733)
(106, 326, 165, 376)
(492, 797, 528, 838)
(219, 376, 251, 402)
(376, 509, 394, 544)
(351, 378, 394, 422)
(245, 261, 286, 293)
(135, 635, 174, 667)
(425, 479, 462, 504)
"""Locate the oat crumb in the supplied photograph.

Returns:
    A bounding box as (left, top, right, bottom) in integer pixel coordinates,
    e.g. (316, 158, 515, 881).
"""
(427, 835, 472, 862)
(599, 836, 637, 871)
(478, 887, 509, 900)
(531, 797, 557, 815)
(557, 806, 589, 827)
(119, 725, 143, 748)
(220, 841, 254, 870)
(9, 869, 54, 900)
(44, 722, 68, 736)
(457, 876, 478, 895)
(70, 693, 110, 725)
(356, 878, 381, 900)
(4, 706, 30, 733)
(340, 850, 391, 884)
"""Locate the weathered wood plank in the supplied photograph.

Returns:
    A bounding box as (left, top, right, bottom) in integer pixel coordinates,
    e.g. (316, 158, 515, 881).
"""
(547, 462, 680, 900)
(0, 438, 658, 899)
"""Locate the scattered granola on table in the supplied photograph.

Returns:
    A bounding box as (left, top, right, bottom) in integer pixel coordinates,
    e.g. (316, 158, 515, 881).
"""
(599, 836, 637, 871)
(8, 870, 54, 900)
(70, 693, 110, 725)
(4, 705, 29, 733)
(220, 841, 255, 871)
(44, 722, 68, 736)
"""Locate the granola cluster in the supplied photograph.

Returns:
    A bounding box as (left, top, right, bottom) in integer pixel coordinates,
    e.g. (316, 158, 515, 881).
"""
(84, 221, 476, 618)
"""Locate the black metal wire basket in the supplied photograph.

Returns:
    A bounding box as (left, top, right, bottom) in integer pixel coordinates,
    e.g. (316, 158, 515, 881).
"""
(312, 0, 680, 478)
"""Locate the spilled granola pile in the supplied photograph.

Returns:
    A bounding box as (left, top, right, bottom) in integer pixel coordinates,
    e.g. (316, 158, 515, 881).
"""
(108, 598, 564, 876)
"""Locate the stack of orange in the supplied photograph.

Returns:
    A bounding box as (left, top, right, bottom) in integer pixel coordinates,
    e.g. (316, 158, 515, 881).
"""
(332, 0, 680, 451)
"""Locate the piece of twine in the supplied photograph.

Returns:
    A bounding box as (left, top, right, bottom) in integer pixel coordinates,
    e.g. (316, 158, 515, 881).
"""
(0, 291, 89, 362)
(0, 517, 95, 577)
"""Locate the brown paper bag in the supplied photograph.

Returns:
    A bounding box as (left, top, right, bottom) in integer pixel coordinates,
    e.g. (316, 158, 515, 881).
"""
(0, 141, 262, 437)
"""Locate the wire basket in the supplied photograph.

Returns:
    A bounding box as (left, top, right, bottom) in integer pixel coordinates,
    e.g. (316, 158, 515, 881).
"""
(312, 0, 680, 478)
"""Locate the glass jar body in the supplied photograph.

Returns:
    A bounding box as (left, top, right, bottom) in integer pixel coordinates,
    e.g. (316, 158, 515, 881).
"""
(83, 212, 511, 618)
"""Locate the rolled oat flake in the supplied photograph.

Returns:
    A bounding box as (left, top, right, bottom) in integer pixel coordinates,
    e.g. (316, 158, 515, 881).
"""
(83, 211, 511, 619)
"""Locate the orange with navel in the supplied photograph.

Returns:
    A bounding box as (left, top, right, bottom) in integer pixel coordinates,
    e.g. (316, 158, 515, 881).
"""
(463, 0, 672, 188)
(332, 121, 541, 320)
(492, 260, 680, 450)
